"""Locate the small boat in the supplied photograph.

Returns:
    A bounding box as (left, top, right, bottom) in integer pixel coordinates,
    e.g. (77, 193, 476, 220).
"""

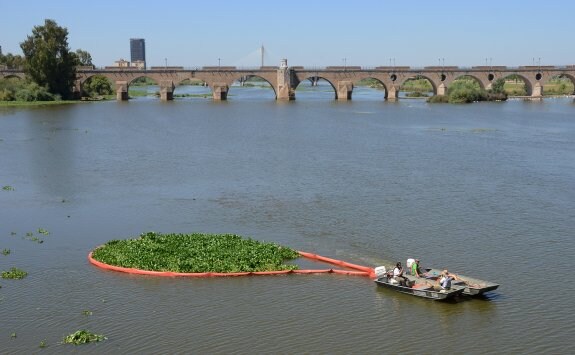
(373, 266, 464, 300)
(421, 268, 500, 296)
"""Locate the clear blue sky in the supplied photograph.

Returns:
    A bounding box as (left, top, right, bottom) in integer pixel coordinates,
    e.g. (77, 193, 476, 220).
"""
(1, 0, 573, 68)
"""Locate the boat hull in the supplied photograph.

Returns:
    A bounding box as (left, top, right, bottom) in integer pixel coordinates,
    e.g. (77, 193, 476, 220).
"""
(422, 268, 500, 296)
(374, 277, 464, 300)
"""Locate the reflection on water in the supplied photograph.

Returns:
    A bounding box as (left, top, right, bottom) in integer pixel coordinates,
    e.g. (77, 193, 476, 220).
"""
(1, 89, 574, 353)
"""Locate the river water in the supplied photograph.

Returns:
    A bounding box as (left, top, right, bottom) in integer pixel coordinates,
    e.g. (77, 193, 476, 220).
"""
(1, 84, 574, 354)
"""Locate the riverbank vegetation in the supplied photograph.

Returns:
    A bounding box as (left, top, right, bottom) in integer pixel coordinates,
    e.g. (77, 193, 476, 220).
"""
(91, 232, 300, 273)
(0, 77, 60, 101)
(427, 77, 508, 103)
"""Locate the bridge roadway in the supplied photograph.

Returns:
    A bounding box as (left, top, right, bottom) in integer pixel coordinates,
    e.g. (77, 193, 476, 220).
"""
(2, 64, 574, 101)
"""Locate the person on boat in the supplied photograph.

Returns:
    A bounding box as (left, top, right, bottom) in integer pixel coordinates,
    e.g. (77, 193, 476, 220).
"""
(411, 259, 425, 277)
(393, 262, 406, 286)
(438, 270, 458, 290)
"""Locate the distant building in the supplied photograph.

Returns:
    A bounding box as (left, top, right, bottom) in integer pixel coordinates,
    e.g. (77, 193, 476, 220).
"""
(114, 59, 131, 67)
(103, 58, 145, 70)
(132, 60, 146, 69)
(130, 38, 146, 69)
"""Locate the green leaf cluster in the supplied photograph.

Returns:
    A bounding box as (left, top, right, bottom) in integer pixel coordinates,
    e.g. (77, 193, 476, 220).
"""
(91, 232, 300, 273)
(63, 330, 106, 345)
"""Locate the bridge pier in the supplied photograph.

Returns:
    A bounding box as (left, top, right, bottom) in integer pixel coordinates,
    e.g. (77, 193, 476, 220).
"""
(337, 81, 353, 101)
(387, 85, 399, 101)
(116, 81, 129, 101)
(437, 83, 448, 96)
(212, 83, 229, 100)
(159, 80, 175, 101)
(277, 64, 295, 100)
(532, 82, 543, 98)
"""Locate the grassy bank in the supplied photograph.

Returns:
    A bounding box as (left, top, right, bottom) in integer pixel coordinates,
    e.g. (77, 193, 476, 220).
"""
(0, 100, 80, 107)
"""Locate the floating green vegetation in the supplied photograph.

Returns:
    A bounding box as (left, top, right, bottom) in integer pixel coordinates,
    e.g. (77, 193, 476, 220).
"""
(37, 228, 50, 235)
(91, 232, 300, 273)
(2, 249, 10, 256)
(82, 310, 93, 316)
(24, 234, 43, 243)
(2, 185, 14, 191)
(63, 330, 106, 345)
(39, 339, 47, 348)
(2, 267, 28, 279)
(11, 332, 17, 338)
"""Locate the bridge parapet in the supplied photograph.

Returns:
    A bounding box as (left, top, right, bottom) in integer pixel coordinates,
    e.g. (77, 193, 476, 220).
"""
(202, 66, 237, 70)
(375, 66, 411, 71)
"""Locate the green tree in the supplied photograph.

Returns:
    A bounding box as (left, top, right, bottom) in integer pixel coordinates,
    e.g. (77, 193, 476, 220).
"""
(75, 49, 93, 66)
(20, 19, 79, 99)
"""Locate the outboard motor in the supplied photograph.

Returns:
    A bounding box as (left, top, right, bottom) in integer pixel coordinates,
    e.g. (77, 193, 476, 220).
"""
(374, 266, 387, 279)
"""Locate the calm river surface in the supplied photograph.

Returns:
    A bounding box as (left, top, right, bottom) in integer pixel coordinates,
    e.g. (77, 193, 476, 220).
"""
(1, 85, 574, 354)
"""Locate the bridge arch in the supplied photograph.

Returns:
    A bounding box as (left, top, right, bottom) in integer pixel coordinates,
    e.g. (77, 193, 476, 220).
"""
(125, 75, 161, 98)
(80, 74, 114, 97)
(229, 74, 277, 99)
(450, 74, 487, 91)
(294, 75, 338, 100)
(173, 78, 211, 99)
(501, 73, 533, 96)
(1, 74, 25, 81)
(397, 75, 434, 99)
(541, 73, 575, 95)
(127, 75, 159, 87)
(352, 77, 389, 99)
(398, 74, 438, 96)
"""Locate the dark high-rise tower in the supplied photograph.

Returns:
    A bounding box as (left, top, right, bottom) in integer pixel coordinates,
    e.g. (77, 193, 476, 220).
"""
(130, 38, 146, 67)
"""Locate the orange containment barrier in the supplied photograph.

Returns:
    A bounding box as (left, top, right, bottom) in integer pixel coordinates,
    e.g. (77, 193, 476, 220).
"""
(88, 250, 374, 278)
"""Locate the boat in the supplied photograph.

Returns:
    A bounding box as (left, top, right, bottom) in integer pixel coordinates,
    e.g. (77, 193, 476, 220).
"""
(419, 268, 500, 296)
(373, 266, 464, 300)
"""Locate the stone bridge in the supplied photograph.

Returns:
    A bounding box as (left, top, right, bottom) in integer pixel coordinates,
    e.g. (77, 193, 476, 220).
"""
(2, 62, 574, 101)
